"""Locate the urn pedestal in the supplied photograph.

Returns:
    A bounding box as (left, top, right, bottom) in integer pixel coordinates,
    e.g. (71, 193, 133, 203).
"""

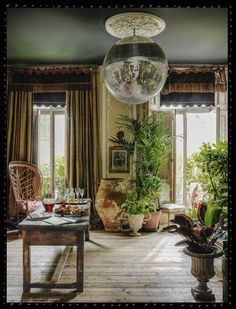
(95, 178, 127, 231)
(183, 247, 223, 301)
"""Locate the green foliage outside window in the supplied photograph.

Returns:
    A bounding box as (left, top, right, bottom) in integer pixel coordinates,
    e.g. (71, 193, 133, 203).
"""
(40, 156, 65, 196)
(186, 141, 228, 225)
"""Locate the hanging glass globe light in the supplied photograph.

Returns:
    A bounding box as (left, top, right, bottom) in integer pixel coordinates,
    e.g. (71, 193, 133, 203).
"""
(103, 13, 168, 105)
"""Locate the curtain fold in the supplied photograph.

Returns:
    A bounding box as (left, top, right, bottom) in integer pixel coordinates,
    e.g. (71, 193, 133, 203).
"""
(65, 71, 102, 229)
(7, 89, 33, 222)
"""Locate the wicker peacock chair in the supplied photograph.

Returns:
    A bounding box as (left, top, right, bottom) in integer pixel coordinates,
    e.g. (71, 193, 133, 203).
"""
(8, 161, 43, 223)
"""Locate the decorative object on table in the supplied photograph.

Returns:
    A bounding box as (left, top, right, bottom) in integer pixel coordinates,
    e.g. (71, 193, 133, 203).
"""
(103, 12, 168, 104)
(95, 178, 127, 232)
(121, 192, 151, 236)
(109, 146, 130, 173)
(109, 115, 172, 232)
(163, 213, 226, 301)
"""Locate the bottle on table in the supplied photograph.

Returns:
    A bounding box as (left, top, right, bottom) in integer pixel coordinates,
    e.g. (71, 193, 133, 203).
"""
(68, 187, 75, 203)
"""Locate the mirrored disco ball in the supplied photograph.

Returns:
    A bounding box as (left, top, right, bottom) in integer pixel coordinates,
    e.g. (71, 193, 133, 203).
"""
(103, 35, 168, 104)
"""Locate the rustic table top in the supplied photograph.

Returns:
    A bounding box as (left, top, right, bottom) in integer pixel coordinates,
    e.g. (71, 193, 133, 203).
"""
(18, 205, 89, 231)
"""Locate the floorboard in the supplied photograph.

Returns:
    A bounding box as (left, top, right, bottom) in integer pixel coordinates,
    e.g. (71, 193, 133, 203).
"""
(7, 230, 223, 303)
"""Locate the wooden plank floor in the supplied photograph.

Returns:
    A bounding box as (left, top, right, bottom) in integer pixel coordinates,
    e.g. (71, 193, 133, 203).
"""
(7, 230, 223, 303)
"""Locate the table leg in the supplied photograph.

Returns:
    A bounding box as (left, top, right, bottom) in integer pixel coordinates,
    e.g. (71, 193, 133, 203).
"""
(76, 236, 84, 292)
(85, 226, 90, 241)
(22, 231, 31, 293)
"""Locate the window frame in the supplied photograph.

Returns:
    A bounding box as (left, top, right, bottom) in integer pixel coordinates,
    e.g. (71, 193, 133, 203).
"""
(173, 107, 219, 205)
(33, 105, 65, 194)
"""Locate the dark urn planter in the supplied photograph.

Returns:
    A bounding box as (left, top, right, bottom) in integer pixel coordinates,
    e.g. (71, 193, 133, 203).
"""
(183, 246, 223, 301)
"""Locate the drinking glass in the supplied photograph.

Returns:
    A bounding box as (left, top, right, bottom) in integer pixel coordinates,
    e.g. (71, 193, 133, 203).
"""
(79, 188, 84, 202)
(75, 188, 80, 201)
(42, 194, 55, 213)
(65, 187, 70, 201)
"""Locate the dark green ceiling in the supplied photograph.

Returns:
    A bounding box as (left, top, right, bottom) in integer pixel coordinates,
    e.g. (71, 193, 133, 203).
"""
(7, 8, 228, 65)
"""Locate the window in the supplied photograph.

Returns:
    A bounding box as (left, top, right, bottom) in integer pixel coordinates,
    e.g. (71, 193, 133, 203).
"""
(33, 93, 66, 195)
(175, 109, 217, 205)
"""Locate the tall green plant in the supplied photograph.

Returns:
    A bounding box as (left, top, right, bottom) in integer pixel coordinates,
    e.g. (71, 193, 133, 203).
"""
(187, 141, 228, 221)
(109, 115, 172, 208)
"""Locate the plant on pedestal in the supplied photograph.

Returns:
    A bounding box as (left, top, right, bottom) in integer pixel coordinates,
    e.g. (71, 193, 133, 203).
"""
(163, 213, 227, 301)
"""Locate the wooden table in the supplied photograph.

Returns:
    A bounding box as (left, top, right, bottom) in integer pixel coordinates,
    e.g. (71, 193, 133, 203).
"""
(18, 208, 89, 293)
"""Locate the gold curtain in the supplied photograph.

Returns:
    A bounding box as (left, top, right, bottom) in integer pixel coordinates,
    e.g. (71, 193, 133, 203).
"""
(136, 101, 149, 121)
(7, 89, 33, 221)
(65, 71, 102, 229)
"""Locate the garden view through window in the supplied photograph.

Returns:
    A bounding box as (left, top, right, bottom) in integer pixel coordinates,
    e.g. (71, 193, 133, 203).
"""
(34, 106, 65, 196)
(175, 110, 216, 205)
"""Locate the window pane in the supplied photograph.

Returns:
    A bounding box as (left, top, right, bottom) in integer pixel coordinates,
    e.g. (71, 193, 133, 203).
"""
(175, 114, 184, 204)
(38, 112, 50, 194)
(187, 111, 216, 156)
(55, 114, 65, 195)
(186, 111, 216, 206)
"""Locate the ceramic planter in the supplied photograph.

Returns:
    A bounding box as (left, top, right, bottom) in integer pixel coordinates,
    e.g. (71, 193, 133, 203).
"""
(141, 210, 162, 232)
(121, 213, 151, 236)
(95, 178, 127, 231)
(183, 246, 223, 301)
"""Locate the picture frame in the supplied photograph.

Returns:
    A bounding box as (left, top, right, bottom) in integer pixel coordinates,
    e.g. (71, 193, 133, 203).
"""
(109, 146, 130, 173)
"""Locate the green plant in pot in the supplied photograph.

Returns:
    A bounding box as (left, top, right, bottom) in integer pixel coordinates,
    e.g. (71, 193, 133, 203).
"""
(187, 141, 228, 227)
(163, 213, 226, 301)
(110, 115, 172, 231)
(121, 192, 151, 236)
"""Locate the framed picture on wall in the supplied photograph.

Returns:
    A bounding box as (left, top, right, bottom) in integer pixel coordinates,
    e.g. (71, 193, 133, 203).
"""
(109, 146, 129, 173)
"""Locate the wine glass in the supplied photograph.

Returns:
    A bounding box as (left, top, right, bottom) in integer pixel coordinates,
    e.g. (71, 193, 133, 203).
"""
(75, 187, 80, 201)
(79, 188, 84, 202)
(65, 188, 70, 201)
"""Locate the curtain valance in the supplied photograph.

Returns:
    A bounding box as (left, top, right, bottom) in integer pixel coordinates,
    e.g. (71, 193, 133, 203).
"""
(161, 66, 227, 95)
(8, 66, 92, 92)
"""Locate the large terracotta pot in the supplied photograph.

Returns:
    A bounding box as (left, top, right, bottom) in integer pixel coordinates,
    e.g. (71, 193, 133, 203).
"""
(183, 246, 223, 301)
(141, 210, 162, 232)
(95, 178, 127, 231)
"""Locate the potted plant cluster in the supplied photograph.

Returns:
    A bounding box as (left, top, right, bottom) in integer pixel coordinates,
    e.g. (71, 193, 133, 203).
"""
(163, 213, 227, 301)
(109, 114, 172, 232)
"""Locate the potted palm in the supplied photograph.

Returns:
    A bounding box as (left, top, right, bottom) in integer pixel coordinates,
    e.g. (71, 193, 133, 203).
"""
(109, 115, 172, 231)
(163, 213, 226, 301)
(121, 192, 151, 236)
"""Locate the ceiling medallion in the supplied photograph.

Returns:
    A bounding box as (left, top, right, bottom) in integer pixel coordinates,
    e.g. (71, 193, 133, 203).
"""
(103, 12, 168, 105)
(105, 12, 166, 38)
